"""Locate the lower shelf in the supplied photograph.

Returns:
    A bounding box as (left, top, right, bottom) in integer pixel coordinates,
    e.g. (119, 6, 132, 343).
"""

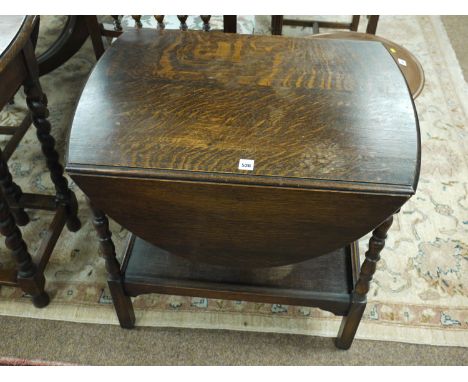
(121, 235, 360, 316)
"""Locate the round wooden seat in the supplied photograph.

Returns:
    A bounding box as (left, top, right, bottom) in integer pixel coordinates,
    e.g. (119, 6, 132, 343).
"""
(308, 31, 425, 99)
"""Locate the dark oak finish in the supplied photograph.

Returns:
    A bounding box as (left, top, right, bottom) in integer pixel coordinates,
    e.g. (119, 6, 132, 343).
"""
(67, 30, 420, 348)
(85, 15, 238, 61)
(124, 236, 354, 298)
(336, 215, 394, 349)
(84, 16, 106, 61)
(88, 200, 135, 328)
(154, 15, 165, 30)
(309, 31, 425, 99)
(111, 16, 122, 31)
(0, 194, 48, 307)
(74, 175, 407, 268)
(68, 31, 418, 188)
(132, 16, 143, 29)
(68, 30, 420, 268)
(0, 115, 30, 225)
(176, 15, 188, 31)
(365, 16, 380, 35)
(122, 235, 357, 317)
(223, 16, 237, 33)
(0, 16, 81, 307)
(200, 15, 211, 32)
(36, 15, 237, 76)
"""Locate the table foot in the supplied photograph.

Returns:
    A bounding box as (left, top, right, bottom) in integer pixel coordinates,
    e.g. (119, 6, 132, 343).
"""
(31, 290, 50, 308)
(109, 280, 135, 329)
(335, 299, 366, 350)
(18, 272, 50, 309)
(335, 214, 394, 349)
(12, 209, 30, 226)
(0, 195, 50, 307)
(88, 199, 135, 328)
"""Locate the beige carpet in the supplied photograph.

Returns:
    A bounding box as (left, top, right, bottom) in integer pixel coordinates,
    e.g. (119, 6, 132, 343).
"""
(0, 314, 466, 365)
(0, 16, 467, 349)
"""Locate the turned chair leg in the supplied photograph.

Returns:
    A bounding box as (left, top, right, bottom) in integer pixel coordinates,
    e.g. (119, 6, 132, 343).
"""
(88, 199, 135, 328)
(0, 151, 30, 226)
(335, 214, 394, 349)
(0, 194, 49, 307)
(271, 15, 284, 35)
(22, 41, 81, 233)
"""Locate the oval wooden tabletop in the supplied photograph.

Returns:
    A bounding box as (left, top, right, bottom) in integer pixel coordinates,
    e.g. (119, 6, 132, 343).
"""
(68, 30, 420, 194)
(309, 31, 425, 99)
(0, 15, 36, 71)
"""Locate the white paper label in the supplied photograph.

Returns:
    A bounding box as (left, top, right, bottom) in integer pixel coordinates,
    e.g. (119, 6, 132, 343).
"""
(398, 58, 407, 66)
(238, 159, 254, 171)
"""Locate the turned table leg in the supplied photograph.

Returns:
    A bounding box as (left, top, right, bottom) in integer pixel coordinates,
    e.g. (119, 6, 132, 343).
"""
(335, 214, 394, 349)
(0, 194, 49, 307)
(22, 41, 81, 233)
(88, 199, 135, 328)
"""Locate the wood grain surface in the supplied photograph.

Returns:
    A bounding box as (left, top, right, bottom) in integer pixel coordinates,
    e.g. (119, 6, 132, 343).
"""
(309, 31, 425, 99)
(124, 235, 354, 293)
(73, 174, 407, 267)
(122, 235, 356, 315)
(68, 29, 420, 192)
(67, 29, 420, 268)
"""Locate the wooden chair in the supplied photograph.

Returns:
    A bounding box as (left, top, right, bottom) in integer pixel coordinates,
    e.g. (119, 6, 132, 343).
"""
(271, 15, 379, 35)
(0, 16, 81, 307)
(85, 15, 238, 60)
(36, 16, 238, 76)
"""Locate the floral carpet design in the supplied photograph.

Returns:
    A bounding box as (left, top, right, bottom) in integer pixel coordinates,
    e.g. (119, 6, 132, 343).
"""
(0, 15, 466, 347)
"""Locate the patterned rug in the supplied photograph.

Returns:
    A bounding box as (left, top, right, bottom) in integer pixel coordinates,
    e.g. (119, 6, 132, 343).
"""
(0, 16, 467, 347)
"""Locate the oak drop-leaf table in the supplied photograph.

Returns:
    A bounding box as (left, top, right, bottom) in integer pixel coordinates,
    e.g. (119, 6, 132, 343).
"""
(66, 30, 420, 349)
